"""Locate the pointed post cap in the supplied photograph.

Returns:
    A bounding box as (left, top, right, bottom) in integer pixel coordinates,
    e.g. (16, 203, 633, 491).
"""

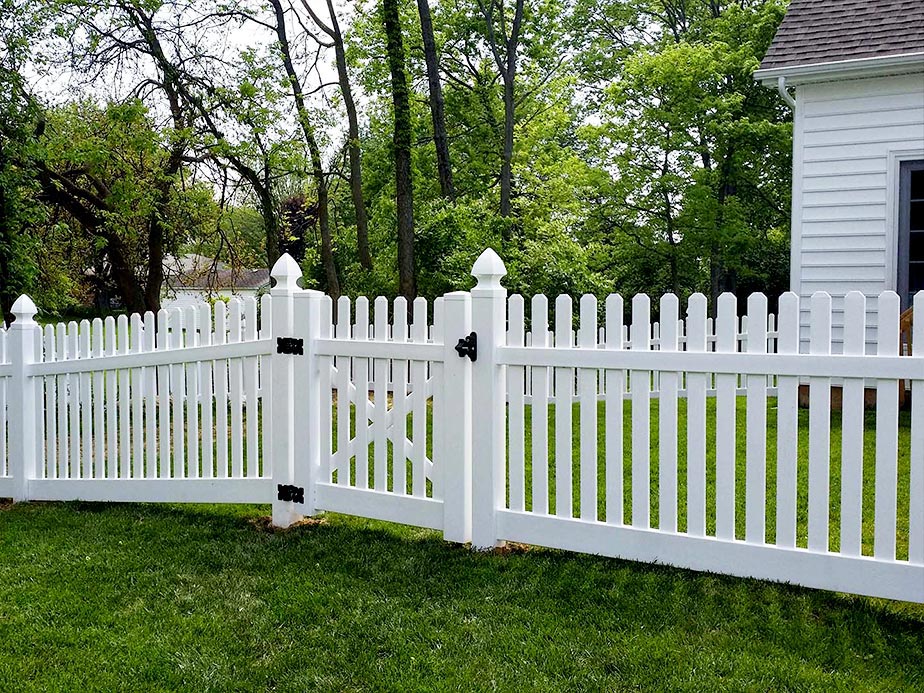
(10, 294, 37, 326)
(270, 252, 302, 292)
(471, 248, 507, 291)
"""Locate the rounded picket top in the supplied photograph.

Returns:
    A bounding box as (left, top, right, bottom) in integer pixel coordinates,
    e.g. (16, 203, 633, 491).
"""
(270, 252, 302, 292)
(10, 294, 38, 325)
(471, 247, 507, 290)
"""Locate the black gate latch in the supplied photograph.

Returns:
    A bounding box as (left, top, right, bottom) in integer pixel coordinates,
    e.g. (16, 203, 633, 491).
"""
(276, 337, 304, 355)
(455, 332, 477, 362)
(277, 484, 305, 504)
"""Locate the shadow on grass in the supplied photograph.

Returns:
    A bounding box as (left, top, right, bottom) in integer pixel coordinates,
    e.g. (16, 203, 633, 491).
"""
(1, 501, 923, 692)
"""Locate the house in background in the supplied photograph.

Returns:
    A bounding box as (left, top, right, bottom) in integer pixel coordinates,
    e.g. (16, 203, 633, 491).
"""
(162, 254, 270, 310)
(754, 0, 924, 352)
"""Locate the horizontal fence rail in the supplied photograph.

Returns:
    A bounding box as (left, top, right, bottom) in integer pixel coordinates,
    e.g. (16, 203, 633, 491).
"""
(1, 249, 922, 603)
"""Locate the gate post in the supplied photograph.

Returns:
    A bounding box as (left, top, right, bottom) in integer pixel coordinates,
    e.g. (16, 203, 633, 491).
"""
(8, 295, 40, 502)
(440, 291, 472, 543)
(470, 249, 507, 549)
(270, 254, 304, 527)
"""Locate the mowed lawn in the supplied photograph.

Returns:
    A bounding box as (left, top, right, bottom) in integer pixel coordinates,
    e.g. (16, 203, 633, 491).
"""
(1, 398, 923, 691)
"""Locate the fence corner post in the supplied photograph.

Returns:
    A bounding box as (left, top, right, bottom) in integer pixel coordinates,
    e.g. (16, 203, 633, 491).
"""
(8, 295, 40, 502)
(269, 254, 304, 528)
(470, 249, 507, 550)
(441, 290, 472, 543)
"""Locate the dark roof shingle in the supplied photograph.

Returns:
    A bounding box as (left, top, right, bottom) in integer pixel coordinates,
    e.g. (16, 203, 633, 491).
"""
(759, 0, 924, 71)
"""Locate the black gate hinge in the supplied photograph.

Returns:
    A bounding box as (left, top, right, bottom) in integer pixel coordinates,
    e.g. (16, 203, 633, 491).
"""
(276, 337, 304, 355)
(455, 332, 477, 362)
(277, 484, 305, 504)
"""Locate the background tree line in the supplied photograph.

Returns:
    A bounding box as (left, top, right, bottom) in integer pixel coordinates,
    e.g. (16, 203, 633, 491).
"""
(0, 0, 792, 321)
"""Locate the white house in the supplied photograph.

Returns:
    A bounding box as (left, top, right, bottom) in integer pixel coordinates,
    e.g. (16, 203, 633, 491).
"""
(161, 254, 270, 310)
(754, 0, 924, 351)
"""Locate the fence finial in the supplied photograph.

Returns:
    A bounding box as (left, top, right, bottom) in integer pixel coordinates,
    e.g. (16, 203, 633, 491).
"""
(10, 295, 37, 326)
(270, 253, 302, 291)
(471, 248, 506, 290)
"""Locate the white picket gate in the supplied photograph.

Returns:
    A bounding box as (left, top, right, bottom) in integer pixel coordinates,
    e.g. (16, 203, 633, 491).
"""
(1, 249, 922, 603)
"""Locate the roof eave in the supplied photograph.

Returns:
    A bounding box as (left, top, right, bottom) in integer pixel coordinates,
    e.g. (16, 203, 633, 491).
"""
(755, 52, 924, 86)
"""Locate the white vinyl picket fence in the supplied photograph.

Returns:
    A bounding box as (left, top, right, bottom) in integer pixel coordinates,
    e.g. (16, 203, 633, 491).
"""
(1, 249, 922, 603)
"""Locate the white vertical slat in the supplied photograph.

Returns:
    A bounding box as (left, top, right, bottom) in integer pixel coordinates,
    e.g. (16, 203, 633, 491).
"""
(392, 297, 409, 494)
(184, 307, 200, 479)
(875, 291, 901, 561)
(578, 295, 598, 522)
(686, 294, 708, 537)
(605, 295, 624, 525)
(214, 303, 229, 478)
(336, 297, 351, 485)
(745, 294, 769, 545)
(34, 326, 43, 479)
(259, 294, 272, 476)
(807, 292, 832, 552)
(715, 298, 740, 545)
(531, 295, 550, 514)
(318, 296, 333, 484)
(430, 296, 445, 501)
(554, 295, 573, 519)
(91, 318, 104, 479)
(167, 311, 184, 478)
(227, 300, 244, 478)
(658, 294, 679, 533)
(0, 328, 5, 477)
(840, 292, 867, 556)
(55, 323, 68, 478)
(43, 326, 56, 479)
(631, 295, 651, 528)
(910, 291, 924, 565)
(354, 297, 371, 489)
(775, 293, 800, 548)
(508, 295, 526, 511)
(198, 303, 214, 479)
(117, 315, 130, 478)
(143, 312, 157, 478)
(411, 298, 428, 497)
(130, 314, 143, 479)
(156, 310, 172, 477)
(78, 321, 92, 479)
(67, 322, 80, 478)
(243, 297, 259, 477)
(373, 296, 389, 491)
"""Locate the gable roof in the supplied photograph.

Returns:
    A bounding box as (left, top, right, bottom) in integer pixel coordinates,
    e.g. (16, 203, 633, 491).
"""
(759, 0, 924, 72)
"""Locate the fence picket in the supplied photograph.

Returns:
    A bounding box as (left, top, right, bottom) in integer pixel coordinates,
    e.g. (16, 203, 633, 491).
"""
(211, 305, 226, 478)
(130, 314, 143, 479)
(578, 295, 597, 522)
(531, 295, 550, 515)
(911, 292, 924, 565)
(243, 297, 259, 478)
(78, 321, 92, 479)
(715, 294, 737, 540)
(228, 301, 244, 478)
(373, 297, 389, 491)
(319, 296, 333, 486)
(745, 294, 768, 544)
(91, 318, 104, 479)
(336, 297, 351, 485)
(604, 295, 624, 525)
(807, 292, 832, 552)
(184, 308, 200, 479)
(840, 292, 866, 556)
(198, 304, 213, 479)
(658, 294, 679, 533)
(118, 315, 130, 479)
(168, 312, 184, 479)
(775, 293, 800, 548)
(260, 294, 272, 477)
(354, 297, 370, 489)
(411, 298, 428, 497)
(686, 294, 708, 537)
(67, 323, 80, 479)
(631, 295, 651, 528)
(55, 324, 68, 478)
(43, 326, 56, 479)
(508, 295, 526, 511)
(392, 297, 409, 494)
(143, 312, 156, 478)
(554, 295, 573, 519)
(875, 292, 901, 560)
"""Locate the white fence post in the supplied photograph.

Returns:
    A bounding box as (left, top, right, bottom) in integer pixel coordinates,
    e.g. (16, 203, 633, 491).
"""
(470, 249, 507, 549)
(293, 287, 324, 517)
(9, 295, 40, 501)
(441, 291, 472, 543)
(270, 253, 304, 527)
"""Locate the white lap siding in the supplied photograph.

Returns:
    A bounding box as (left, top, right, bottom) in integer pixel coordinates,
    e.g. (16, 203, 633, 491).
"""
(793, 73, 924, 352)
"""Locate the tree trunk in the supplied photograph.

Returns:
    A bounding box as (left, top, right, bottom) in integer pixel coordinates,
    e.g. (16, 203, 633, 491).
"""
(382, 0, 416, 302)
(500, 77, 515, 219)
(417, 0, 454, 200)
(270, 0, 340, 299)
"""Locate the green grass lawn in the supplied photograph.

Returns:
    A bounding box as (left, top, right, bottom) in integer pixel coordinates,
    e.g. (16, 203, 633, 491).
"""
(2, 396, 923, 691)
(1, 502, 923, 692)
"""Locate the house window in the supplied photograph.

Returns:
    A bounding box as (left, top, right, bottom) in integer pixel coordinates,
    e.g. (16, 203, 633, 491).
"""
(898, 160, 924, 310)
